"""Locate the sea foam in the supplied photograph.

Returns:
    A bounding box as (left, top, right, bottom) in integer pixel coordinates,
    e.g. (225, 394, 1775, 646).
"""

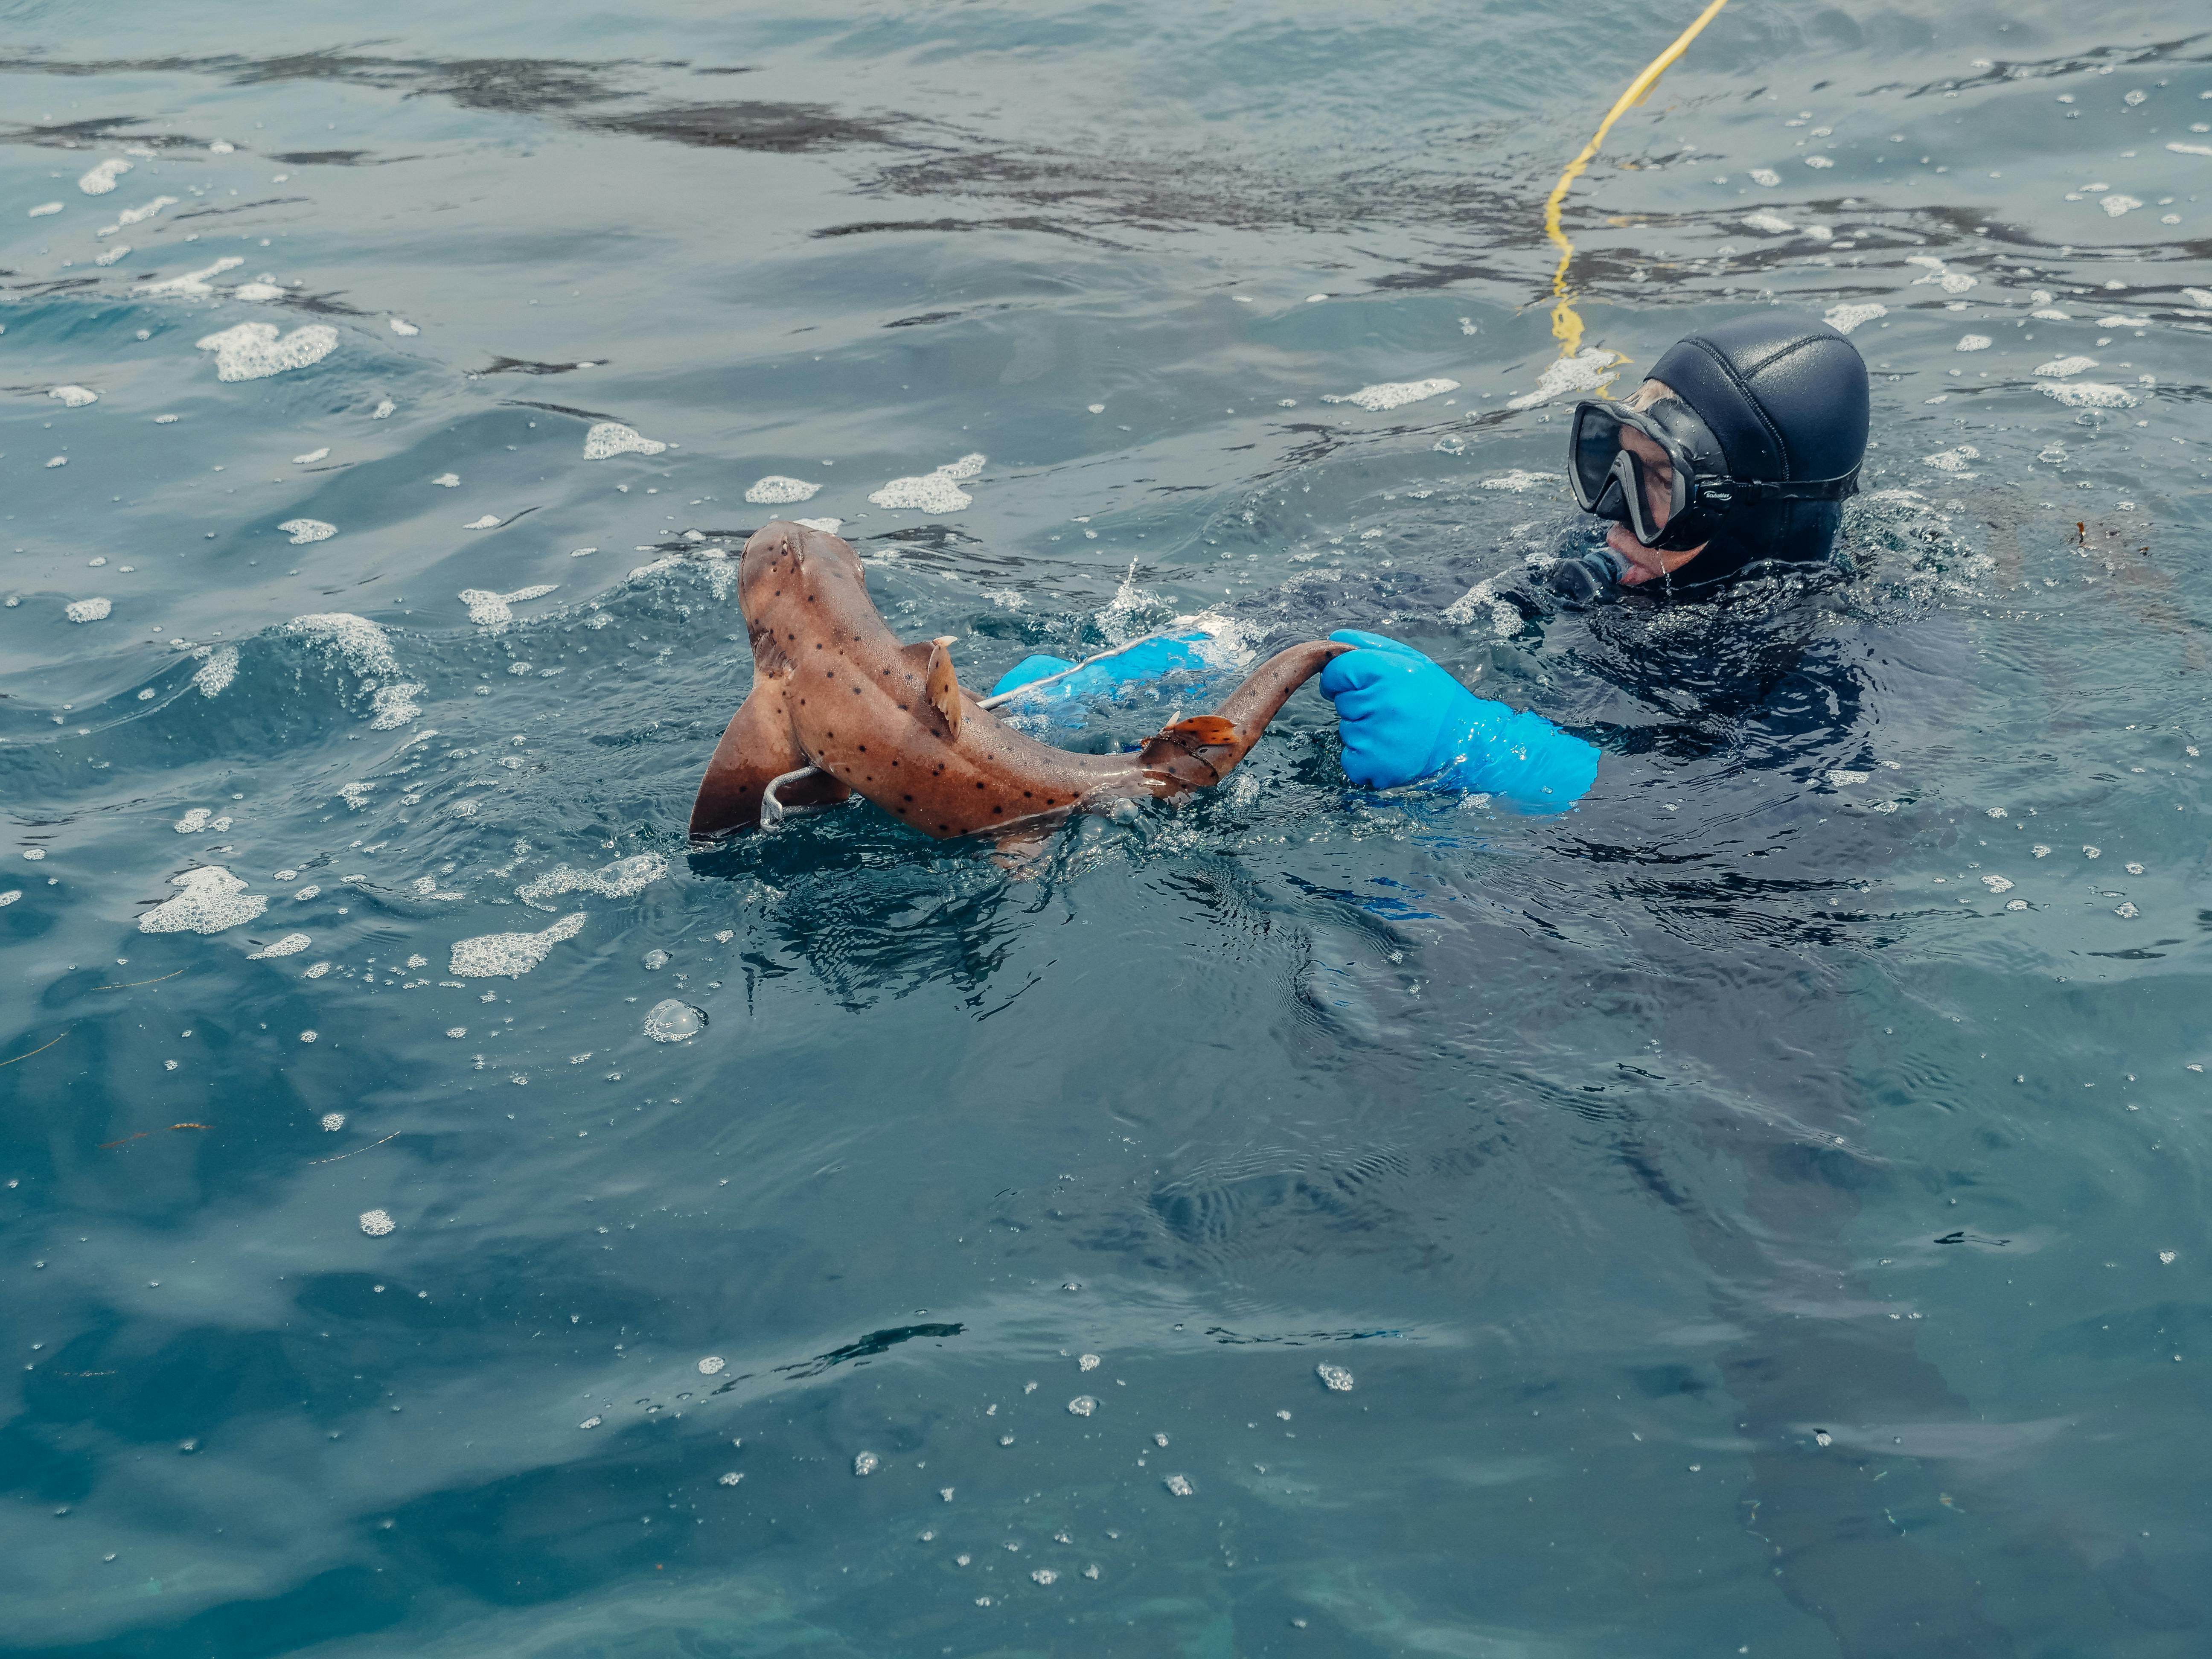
(450, 911, 587, 978)
(140, 866, 268, 935)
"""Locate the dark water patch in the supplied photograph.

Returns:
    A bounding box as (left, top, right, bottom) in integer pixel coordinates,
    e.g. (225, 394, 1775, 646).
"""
(474, 356, 604, 376)
(581, 101, 907, 153)
(266, 149, 394, 166)
(774, 1322, 966, 1379)
(0, 48, 661, 108)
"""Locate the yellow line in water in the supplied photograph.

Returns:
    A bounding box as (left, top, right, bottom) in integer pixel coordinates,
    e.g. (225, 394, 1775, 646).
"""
(0, 1030, 67, 1070)
(96, 968, 186, 991)
(1543, 0, 1733, 359)
(307, 1131, 400, 1167)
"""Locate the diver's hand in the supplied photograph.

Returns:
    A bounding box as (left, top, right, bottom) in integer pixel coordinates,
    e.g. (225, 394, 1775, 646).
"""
(988, 633, 1212, 701)
(990, 654, 1077, 696)
(1318, 629, 1599, 809)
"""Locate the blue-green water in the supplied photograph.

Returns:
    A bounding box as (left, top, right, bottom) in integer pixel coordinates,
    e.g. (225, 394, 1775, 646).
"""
(4, 2, 2210, 1653)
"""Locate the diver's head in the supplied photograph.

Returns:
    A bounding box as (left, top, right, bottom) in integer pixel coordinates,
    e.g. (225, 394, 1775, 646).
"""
(1566, 309, 1870, 594)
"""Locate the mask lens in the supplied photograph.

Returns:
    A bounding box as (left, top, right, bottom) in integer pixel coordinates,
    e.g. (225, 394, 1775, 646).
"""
(1613, 449, 1660, 544)
(1570, 404, 1626, 509)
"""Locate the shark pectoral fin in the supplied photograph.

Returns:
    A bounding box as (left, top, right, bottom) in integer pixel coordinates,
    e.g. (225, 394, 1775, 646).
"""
(689, 690, 803, 840)
(926, 639, 964, 740)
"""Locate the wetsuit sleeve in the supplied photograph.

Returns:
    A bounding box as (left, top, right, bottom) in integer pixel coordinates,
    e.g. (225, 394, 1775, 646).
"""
(1318, 630, 1598, 811)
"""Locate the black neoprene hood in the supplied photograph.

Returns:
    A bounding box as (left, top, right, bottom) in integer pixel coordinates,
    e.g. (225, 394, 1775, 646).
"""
(1650, 309, 1870, 487)
(1641, 309, 1871, 589)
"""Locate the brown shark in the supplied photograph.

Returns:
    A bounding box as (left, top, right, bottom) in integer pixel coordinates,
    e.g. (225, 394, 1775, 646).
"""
(687, 521, 1349, 843)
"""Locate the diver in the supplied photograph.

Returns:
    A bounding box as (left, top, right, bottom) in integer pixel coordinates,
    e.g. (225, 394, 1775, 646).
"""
(992, 308, 1871, 812)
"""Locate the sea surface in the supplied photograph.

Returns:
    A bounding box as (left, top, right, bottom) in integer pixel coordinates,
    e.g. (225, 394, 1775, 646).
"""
(3, 1, 2211, 1654)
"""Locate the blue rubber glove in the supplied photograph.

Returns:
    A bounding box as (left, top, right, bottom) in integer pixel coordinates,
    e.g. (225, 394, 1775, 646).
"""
(988, 631, 1214, 703)
(1319, 629, 1598, 811)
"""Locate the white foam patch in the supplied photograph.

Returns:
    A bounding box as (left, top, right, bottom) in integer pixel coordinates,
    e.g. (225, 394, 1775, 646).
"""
(1956, 335, 1991, 352)
(247, 933, 312, 959)
(2034, 356, 2098, 377)
(95, 244, 130, 266)
(49, 385, 98, 408)
(2101, 194, 2142, 218)
(28, 201, 62, 218)
(78, 158, 132, 195)
(143, 256, 244, 297)
(65, 597, 111, 623)
(869, 452, 987, 512)
(582, 422, 667, 460)
(794, 516, 842, 535)
(1479, 470, 1558, 492)
(0, 892, 18, 908)
(98, 195, 177, 236)
(389, 318, 419, 337)
(515, 853, 668, 904)
(1741, 211, 1794, 234)
(232, 282, 284, 301)
(282, 613, 422, 728)
(459, 585, 559, 627)
(463, 515, 503, 531)
(1507, 349, 1615, 411)
(140, 866, 268, 934)
(1748, 168, 1781, 187)
(450, 911, 586, 978)
(1322, 378, 1459, 413)
(196, 321, 338, 381)
(433, 473, 459, 488)
(2184, 287, 2212, 310)
(2039, 381, 2137, 408)
(1905, 259, 1976, 295)
(1825, 303, 1886, 334)
(2098, 314, 2152, 328)
(279, 518, 336, 545)
(1441, 574, 1522, 638)
(174, 808, 213, 833)
(1924, 446, 1980, 472)
(745, 475, 821, 505)
(191, 644, 239, 699)
(294, 447, 330, 465)
(373, 399, 395, 419)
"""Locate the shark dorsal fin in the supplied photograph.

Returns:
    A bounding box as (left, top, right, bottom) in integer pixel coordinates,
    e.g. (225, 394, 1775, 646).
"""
(925, 637, 963, 739)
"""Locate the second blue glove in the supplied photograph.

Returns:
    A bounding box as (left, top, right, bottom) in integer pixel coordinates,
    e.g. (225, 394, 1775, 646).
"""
(1318, 629, 1598, 810)
(987, 631, 1214, 704)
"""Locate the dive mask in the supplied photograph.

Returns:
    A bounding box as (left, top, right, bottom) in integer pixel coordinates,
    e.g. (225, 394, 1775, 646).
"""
(1568, 396, 1860, 552)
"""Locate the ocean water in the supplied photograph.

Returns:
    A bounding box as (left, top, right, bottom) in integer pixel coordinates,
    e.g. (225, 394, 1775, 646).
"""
(3, 1, 2210, 1653)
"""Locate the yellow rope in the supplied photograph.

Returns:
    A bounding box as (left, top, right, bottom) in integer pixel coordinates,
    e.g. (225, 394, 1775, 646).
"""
(0, 1030, 66, 1070)
(1543, 0, 1733, 358)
